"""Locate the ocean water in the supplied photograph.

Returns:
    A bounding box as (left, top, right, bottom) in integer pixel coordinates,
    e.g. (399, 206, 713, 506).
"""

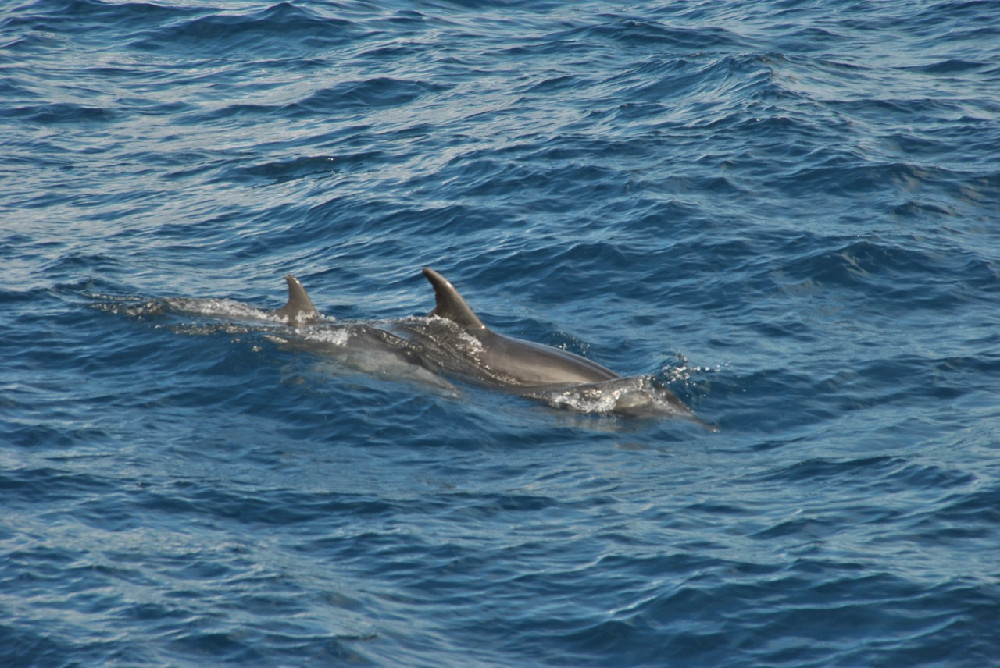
(2, 0, 999, 665)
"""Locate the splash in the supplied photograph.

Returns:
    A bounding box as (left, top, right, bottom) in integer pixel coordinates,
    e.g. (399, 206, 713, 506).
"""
(528, 376, 716, 429)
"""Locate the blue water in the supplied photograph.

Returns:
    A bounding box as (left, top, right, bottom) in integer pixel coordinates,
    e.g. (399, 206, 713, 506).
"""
(2, 0, 999, 665)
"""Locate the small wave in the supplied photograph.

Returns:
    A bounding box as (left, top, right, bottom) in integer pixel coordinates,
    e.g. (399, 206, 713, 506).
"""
(772, 235, 993, 312)
(129, 3, 361, 55)
(222, 155, 339, 184)
(568, 17, 748, 51)
(283, 78, 449, 117)
(6, 102, 118, 124)
(902, 58, 989, 75)
(1, 0, 187, 37)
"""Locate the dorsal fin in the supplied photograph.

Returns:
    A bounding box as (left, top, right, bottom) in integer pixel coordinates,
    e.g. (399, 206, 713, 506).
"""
(275, 274, 320, 325)
(422, 267, 485, 331)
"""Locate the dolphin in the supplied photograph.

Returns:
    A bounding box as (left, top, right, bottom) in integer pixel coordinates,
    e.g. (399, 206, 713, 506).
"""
(269, 267, 709, 426)
(417, 267, 619, 387)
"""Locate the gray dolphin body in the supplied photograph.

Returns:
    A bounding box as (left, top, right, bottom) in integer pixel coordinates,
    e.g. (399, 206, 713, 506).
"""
(417, 268, 619, 387)
(272, 267, 709, 426)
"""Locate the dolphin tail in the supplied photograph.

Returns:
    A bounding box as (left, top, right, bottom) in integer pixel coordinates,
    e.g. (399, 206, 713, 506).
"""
(275, 274, 320, 325)
(422, 267, 485, 331)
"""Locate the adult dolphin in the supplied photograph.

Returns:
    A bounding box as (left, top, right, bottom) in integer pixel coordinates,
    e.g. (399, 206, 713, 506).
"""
(418, 267, 620, 387)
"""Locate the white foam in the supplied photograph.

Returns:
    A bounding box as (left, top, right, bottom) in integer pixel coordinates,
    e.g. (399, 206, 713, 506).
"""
(153, 297, 267, 320)
(534, 376, 694, 418)
(303, 328, 350, 347)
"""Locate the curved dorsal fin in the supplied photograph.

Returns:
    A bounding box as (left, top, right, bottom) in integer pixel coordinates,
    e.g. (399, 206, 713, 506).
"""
(275, 274, 320, 325)
(422, 267, 485, 331)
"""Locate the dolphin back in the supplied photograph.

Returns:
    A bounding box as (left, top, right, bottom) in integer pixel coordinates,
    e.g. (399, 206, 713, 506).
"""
(481, 331, 619, 386)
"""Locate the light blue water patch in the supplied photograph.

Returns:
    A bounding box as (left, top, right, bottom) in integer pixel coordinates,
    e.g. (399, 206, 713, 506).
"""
(2, 0, 999, 665)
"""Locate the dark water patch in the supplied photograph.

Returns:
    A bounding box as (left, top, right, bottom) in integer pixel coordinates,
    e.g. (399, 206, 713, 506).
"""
(911, 0, 1000, 35)
(282, 77, 450, 117)
(137, 484, 396, 527)
(827, 96, 991, 129)
(773, 236, 993, 311)
(0, 467, 117, 504)
(903, 58, 990, 75)
(129, 2, 365, 56)
(923, 485, 1000, 530)
(3, 101, 119, 124)
(0, 0, 190, 39)
(220, 153, 358, 185)
(571, 16, 748, 52)
(752, 456, 976, 498)
(0, 626, 101, 668)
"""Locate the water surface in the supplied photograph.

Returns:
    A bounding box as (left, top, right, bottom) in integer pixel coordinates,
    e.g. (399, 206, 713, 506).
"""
(2, 0, 999, 665)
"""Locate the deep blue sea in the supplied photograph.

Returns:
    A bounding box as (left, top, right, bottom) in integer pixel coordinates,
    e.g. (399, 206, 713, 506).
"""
(3, 0, 999, 665)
